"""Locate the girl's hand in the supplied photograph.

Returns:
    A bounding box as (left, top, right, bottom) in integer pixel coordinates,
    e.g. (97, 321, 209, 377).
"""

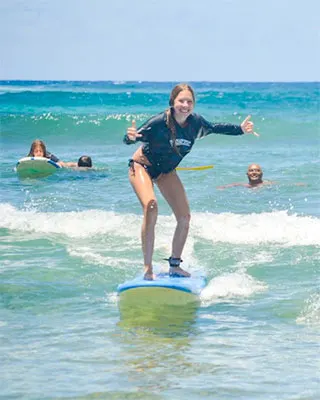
(127, 120, 142, 142)
(241, 115, 259, 137)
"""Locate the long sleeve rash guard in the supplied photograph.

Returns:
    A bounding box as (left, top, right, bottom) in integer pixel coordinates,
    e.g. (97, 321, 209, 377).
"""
(124, 111, 243, 175)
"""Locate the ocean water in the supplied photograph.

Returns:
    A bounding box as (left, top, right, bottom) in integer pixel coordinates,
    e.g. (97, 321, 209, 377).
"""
(0, 80, 319, 400)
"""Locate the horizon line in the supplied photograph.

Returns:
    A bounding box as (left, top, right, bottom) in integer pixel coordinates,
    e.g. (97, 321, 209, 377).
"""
(0, 79, 319, 84)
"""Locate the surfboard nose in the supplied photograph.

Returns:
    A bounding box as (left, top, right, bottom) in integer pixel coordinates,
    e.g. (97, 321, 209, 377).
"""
(117, 271, 206, 329)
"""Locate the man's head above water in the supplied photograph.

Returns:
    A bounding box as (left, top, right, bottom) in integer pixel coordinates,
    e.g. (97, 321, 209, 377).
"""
(247, 163, 263, 185)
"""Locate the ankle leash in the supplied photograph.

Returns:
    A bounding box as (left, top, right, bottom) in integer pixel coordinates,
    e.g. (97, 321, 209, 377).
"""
(164, 257, 183, 268)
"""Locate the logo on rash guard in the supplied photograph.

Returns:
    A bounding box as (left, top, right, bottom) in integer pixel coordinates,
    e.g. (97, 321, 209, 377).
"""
(169, 139, 191, 147)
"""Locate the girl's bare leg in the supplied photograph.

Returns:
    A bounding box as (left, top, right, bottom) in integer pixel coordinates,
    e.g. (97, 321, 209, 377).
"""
(129, 163, 158, 280)
(156, 170, 191, 277)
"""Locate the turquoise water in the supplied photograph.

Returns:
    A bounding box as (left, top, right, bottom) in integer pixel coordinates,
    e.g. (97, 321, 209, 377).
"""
(1, 81, 319, 399)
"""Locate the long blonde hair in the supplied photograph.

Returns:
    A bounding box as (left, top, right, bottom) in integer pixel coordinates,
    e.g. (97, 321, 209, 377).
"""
(166, 84, 195, 155)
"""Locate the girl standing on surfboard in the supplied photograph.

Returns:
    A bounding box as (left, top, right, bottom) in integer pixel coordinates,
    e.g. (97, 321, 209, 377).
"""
(123, 83, 259, 280)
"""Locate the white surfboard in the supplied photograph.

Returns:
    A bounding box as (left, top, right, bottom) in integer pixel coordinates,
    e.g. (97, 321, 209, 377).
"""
(16, 156, 61, 178)
(117, 271, 206, 324)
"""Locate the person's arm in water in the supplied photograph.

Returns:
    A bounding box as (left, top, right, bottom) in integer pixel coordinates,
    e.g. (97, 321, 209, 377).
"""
(217, 183, 248, 189)
(217, 180, 278, 189)
(59, 161, 78, 167)
(46, 152, 81, 168)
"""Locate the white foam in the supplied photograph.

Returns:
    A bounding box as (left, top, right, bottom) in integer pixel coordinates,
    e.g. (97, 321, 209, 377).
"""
(1, 204, 319, 246)
(234, 252, 275, 268)
(0, 204, 140, 239)
(200, 271, 267, 304)
(193, 210, 320, 246)
(67, 246, 140, 268)
(296, 293, 320, 327)
(106, 292, 118, 305)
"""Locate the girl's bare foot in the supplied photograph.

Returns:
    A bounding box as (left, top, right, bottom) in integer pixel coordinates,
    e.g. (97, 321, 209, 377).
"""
(169, 266, 191, 278)
(144, 267, 155, 280)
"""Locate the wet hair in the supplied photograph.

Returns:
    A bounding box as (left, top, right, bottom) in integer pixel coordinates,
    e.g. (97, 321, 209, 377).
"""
(28, 139, 47, 157)
(77, 155, 92, 167)
(166, 84, 195, 155)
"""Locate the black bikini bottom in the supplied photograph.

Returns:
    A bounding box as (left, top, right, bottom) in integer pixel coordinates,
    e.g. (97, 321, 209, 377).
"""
(128, 159, 162, 180)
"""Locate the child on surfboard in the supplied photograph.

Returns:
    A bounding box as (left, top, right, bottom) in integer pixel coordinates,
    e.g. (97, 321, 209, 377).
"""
(28, 139, 68, 167)
(28, 140, 92, 169)
(123, 83, 259, 280)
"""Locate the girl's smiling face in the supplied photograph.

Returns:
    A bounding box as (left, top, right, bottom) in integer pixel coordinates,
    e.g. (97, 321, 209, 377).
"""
(173, 90, 194, 123)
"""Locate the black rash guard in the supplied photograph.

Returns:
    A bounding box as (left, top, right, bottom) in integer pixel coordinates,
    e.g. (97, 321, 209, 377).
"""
(46, 152, 59, 163)
(124, 110, 243, 178)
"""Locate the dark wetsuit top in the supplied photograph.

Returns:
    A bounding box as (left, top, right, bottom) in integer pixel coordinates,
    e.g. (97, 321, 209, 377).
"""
(124, 110, 243, 179)
(46, 152, 59, 163)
